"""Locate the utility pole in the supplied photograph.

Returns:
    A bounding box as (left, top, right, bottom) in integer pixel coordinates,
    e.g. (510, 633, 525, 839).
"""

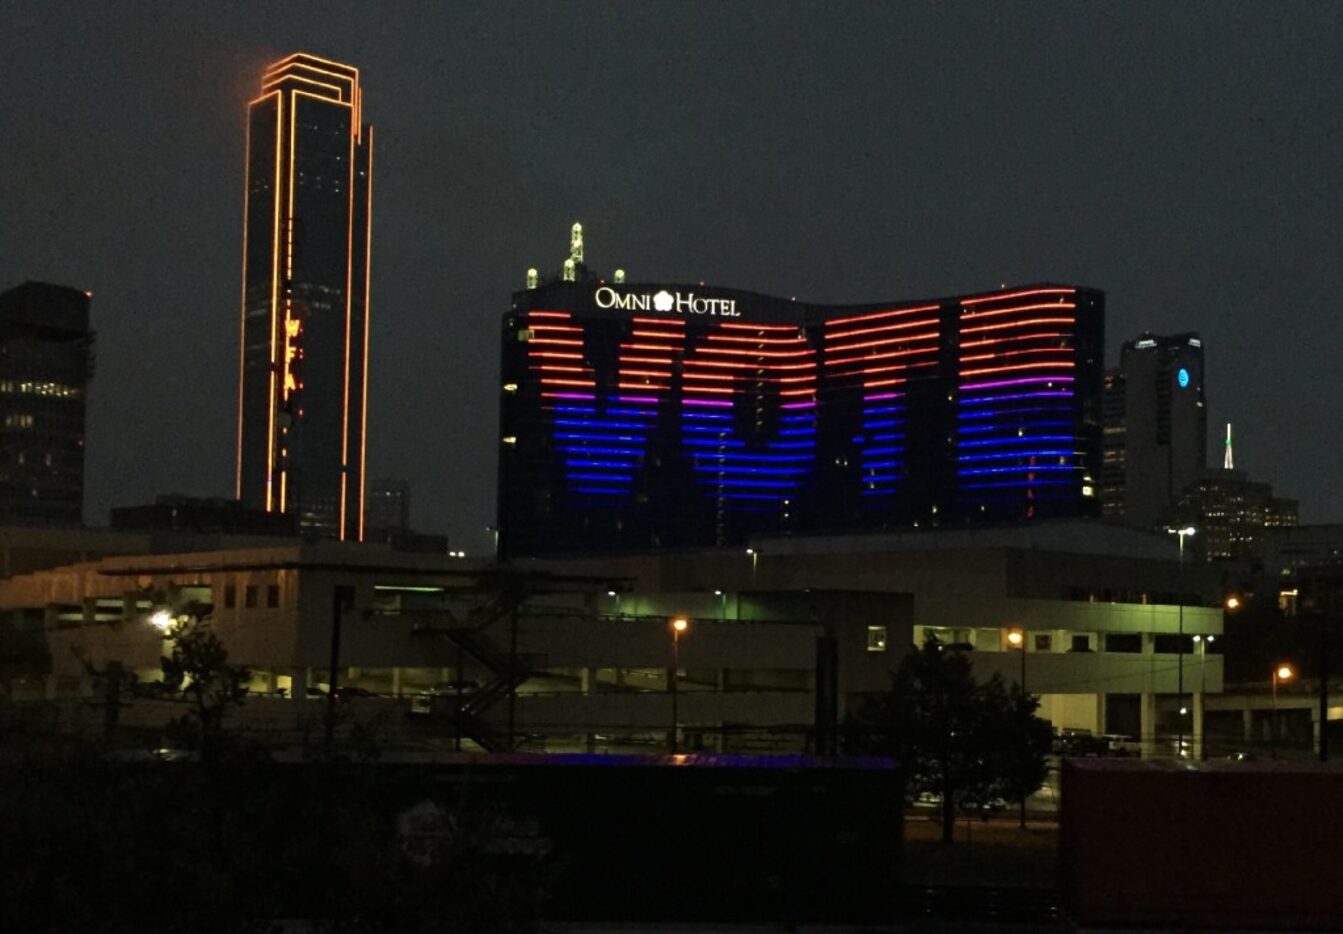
(324, 586, 354, 753)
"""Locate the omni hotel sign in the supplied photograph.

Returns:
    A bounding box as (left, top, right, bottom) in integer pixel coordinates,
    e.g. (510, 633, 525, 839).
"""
(594, 286, 741, 318)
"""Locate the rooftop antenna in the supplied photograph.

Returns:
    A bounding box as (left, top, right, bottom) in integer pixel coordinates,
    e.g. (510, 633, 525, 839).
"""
(1224, 422, 1234, 470)
(526, 267, 538, 289)
(570, 222, 584, 265)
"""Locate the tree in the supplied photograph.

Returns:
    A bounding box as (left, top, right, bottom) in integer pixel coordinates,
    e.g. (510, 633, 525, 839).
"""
(154, 611, 252, 765)
(846, 637, 1051, 844)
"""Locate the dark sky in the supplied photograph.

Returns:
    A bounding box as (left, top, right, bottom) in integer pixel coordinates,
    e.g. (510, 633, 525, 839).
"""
(4, 1, 1341, 551)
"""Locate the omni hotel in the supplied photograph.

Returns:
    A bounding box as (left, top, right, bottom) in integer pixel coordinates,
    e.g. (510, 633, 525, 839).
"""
(498, 277, 1105, 556)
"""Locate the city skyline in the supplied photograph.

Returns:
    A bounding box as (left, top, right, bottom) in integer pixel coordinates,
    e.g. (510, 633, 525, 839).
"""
(4, 3, 1342, 551)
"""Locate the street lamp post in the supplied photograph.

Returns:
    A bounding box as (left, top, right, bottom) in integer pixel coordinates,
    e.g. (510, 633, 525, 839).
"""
(670, 617, 689, 753)
(1007, 628, 1026, 829)
(1168, 526, 1196, 757)
(1271, 663, 1294, 759)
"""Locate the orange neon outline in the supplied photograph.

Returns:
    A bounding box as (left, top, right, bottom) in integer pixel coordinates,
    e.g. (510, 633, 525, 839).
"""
(630, 317, 685, 326)
(695, 334, 805, 346)
(527, 338, 584, 347)
(262, 73, 345, 101)
(960, 361, 1075, 377)
(266, 52, 359, 77)
(825, 304, 942, 327)
(264, 91, 285, 511)
(824, 332, 940, 354)
(264, 58, 358, 91)
(960, 331, 1070, 349)
(357, 125, 373, 540)
(266, 59, 355, 83)
(527, 351, 584, 360)
(828, 345, 945, 367)
(527, 324, 584, 333)
(825, 318, 941, 342)
(339, 97, 355, 541)
(680, 359, 815, 371)
(527, 310, 572, 319)
(714, 322, 800, 332)
(694, 347, 811, 359)
(961, 302, 1077, 321)
(961, 287, 1075, 306)
(959, 317, 1074, 336)
(277, 89, 299, 514)
(959, 346, 1074, 363)
(236, 91, 278, 497)
(539, 378, 597, 387)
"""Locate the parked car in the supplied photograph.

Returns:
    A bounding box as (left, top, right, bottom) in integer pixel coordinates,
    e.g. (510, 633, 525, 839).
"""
(409, 680, 482, 715)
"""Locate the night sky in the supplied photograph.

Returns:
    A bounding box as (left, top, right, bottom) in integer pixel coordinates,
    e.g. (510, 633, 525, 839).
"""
(4, 1, 1341, 552)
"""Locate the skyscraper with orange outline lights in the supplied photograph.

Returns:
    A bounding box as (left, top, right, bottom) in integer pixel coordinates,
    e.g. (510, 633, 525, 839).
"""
(236, 53, 371, 540)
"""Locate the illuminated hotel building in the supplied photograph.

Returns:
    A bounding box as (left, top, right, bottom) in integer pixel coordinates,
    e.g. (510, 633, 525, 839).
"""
(235, 54, 372, 540)
(498, 277, 1104, 557)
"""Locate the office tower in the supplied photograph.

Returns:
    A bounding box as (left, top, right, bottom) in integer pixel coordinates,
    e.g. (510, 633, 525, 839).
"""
(1170, 469, 1297, 562)
(365, 477, 410, 537)
(235, 53, 372, 540)
(1102, 333, 1206, 530)
(497, 233, 1104, 556)
(1100, 368, 1127, 519)
(0, 282, 93, 527)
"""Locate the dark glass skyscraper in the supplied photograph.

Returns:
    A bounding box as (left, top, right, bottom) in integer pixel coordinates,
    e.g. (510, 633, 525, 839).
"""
(1101, 333, 1206, 530)
(498, 280, 1104, 557)
(236, 53, 371, 540)
(0, 282, 92, 527)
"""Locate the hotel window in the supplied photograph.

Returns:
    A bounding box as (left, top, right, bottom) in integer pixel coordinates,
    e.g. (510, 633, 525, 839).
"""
(866, 625, 888, 653)
(223, 584, 236, 609)
(267, 584, 280, 608)
(1034, 633, 1052, 652)
(245, 585, 257, 608)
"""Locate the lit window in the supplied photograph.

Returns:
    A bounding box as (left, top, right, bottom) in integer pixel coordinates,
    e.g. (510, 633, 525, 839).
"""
(866, 625, 888, 653)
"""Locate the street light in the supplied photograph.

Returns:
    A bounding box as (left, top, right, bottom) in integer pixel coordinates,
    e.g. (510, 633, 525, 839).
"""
(148, 609, 175, 633)
(670, 617, 689, 754)
(1006, 627, 1027, 828)
(1167, 526, 1196, 757)
(1271, 662, 1294, 759)
(1225, 595, 1242, 612)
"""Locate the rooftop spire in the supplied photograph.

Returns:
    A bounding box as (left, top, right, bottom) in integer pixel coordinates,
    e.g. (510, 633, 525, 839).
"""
(1224, 422, 1234, 470)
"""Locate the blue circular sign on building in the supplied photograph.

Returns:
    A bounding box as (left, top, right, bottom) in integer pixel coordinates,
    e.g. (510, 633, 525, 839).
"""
(1177, 367, 1190, 388)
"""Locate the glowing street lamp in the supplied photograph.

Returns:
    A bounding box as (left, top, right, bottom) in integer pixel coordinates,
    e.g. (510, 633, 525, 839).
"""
(1225, 595, 1242, 612)
(1167, 526, 1196, 757)
(149, 609, 175, 633)
(670, 617, 689, 753)
(1271, 662, 1295, 759)
(1006, 627, 1027, 828)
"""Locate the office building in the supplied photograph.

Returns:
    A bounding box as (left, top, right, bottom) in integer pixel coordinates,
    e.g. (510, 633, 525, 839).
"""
(499, 263, 1105, 556)
(0, 282, 93, 527)
(365, 477, 410, 536)
(1169, 468, 1298, 563)
(1102, 333, 1207, 529)
(0, 520, 1224, 757)
(235, 53, 372, 541)
(110, 494, 296, 537)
